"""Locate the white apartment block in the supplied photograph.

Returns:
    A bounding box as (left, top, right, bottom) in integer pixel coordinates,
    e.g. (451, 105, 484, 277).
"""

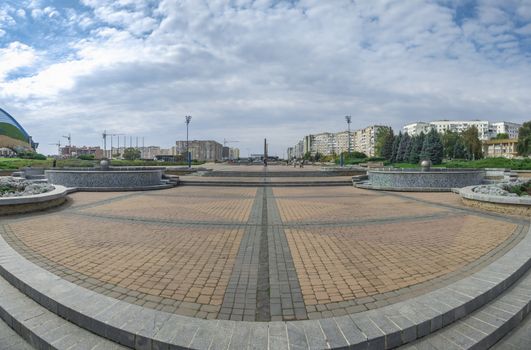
(491, 122, 521, 140)
(403, 120, 522, 140)
(287, 125, 386, 159)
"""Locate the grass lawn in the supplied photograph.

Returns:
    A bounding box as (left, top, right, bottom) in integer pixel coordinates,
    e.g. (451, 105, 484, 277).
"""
(0, 158, 205, 170)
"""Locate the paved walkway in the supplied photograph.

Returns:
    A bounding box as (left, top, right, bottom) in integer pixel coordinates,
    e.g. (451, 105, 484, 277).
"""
(0, 187, 526, 322)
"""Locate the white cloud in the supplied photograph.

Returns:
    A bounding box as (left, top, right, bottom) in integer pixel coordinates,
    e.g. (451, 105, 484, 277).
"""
(0, 0, 530, 156)
(0, 42, 36, 81)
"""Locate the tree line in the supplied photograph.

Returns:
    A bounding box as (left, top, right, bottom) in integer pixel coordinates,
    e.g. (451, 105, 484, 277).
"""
(375, 126, 483, 165)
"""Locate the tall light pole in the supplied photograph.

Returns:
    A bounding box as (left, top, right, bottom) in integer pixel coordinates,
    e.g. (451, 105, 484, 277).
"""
(185, 115, 192, 168)
(345, 115, 352, 157)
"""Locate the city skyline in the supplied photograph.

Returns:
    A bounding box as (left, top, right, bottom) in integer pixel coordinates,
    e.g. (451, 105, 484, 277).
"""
(1, 0, 530, 156)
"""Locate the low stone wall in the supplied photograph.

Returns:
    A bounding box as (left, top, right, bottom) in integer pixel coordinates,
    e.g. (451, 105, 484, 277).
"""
(46, 169, 163, 189)
(0, 185, 68, 215)
(459, 185, 531, 217)
(367, 169, 485, 191)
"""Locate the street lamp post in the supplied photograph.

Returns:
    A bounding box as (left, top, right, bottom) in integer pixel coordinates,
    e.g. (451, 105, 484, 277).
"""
(345, 115, 352, 157)
(185, 116, 192, 168)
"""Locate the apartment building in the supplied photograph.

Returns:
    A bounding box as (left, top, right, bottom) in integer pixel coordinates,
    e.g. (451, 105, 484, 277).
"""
(403, 120, 522, 140)
(175, 140, 223, 161)
(287, 125, 386, 159)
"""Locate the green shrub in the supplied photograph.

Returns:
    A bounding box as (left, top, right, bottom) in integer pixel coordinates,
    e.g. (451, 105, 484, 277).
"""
(77, 154, 95, 160)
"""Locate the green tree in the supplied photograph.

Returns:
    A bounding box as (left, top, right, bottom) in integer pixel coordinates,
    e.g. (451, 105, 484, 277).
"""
(452, 138, 467, 159)
(374, 126, 392, 157)
(494, 133, 509, 140)
(517, 121, 531, 156)
(396, 133, 411, 162)
(461, 126, 483, 160)
(391, 132, 402, 163)
(123, 147, 141, 160)
(381, 128, 395, 161)
(441, 130, 460, 159)
(407, 132, 425, 164)
(420, 129, 444, 165)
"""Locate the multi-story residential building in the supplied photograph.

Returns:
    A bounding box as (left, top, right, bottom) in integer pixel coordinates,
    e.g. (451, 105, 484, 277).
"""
(61, 145, 104, 159)
(175, 140, 223, 161)
(287, 125, 387, 159)
(482, 139, 518, 159)
(403, 122, 431, 136)
(229, 148, 240, 160)
(403, 120, 522, 140)
(491, 122, 521, 140)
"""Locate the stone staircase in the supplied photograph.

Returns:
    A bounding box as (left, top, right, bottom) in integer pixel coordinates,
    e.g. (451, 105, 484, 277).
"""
(0, 222, 529, 349)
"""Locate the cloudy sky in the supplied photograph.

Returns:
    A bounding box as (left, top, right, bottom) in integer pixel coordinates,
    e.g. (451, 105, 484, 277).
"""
(1, 0, 530, 156)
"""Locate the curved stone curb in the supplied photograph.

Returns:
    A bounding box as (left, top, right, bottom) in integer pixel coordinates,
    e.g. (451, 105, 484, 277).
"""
(70, 183, 175, 192)
(0, 186, 68, 215)
(0, 185, 67, 205)
(459, 185, 531, 205)
(356, 183, 451, 192)
(0, 221, 529, 349)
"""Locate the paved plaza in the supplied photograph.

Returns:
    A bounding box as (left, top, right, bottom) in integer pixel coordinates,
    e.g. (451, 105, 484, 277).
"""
(0, 185, 527, 325)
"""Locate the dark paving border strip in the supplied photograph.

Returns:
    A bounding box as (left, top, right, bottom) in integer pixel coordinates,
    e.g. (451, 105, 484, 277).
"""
(56, 209, 459, 230)
(255, 189, 270, 321)
(266, 187, 308, 321)
(219, 188, 264, 321)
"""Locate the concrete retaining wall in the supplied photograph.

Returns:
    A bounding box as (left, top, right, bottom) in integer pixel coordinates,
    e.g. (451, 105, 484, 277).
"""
(0, 185, 68, 215)
(46, 169, 163, 189)
(368, 169, 485, 190)
(459, 185, 531, 217)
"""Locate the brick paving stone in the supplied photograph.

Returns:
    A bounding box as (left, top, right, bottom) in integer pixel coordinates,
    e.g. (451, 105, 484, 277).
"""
(0, 185, 523, 321)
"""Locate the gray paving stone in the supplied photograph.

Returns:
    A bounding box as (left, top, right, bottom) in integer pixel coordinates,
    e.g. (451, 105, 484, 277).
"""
(301, 320, 327, 350)
(268, 322, 289, 350)
(287, 322, 308, 350)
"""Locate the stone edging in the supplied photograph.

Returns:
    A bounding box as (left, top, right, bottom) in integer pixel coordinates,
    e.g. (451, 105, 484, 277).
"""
(355, 183, 451, 192)
(0, 186, 69, 215)
(459, 185, 531, 205)
(0, 185, 67, 205)
(0, 220, 529, 349)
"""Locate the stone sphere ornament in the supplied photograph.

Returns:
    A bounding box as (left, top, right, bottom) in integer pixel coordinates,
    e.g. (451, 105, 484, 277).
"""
(100, 159, 110, 171)
(420, 159, 432, 172)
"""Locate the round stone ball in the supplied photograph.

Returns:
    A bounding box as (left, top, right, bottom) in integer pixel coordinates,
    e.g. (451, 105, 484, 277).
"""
(420, 159, 432, 171)
(100, 159, 110, 170)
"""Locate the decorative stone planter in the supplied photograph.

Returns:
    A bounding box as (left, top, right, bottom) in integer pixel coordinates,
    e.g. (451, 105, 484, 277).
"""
(459, 185, 531, 217)
(0, 185, 68, 215)
(45, 168, 171, 191)
(359, 168, 485, 192)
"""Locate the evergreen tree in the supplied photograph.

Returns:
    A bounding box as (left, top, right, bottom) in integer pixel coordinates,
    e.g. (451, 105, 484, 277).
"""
(407, 132, 425, 164)
(381, 128, 395, 161)
(391, 132, 402, 163)
(452, 138, 467, 159)
(420, 129, 444, 165)
(396, 133, 411, 162)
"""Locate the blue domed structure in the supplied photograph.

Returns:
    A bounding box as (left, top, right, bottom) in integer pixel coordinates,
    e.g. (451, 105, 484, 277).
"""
(0, 107, 37, 151)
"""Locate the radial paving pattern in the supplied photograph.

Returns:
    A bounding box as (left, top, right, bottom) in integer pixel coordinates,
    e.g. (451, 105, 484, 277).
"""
(0, 186, 525, 321)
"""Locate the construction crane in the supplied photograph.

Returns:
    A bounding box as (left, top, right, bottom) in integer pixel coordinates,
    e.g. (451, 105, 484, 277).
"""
(62, 133, 71, 147)
(49, 141, 61, 156)
(109, 133, 125, 159)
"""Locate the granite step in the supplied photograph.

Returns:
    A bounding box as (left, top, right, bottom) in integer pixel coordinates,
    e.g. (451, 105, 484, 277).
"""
(0, 275, 128, 350)
(401, 268, 531, 349)
(0, 316, 33, 350)
(492, 303, 531, 349)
